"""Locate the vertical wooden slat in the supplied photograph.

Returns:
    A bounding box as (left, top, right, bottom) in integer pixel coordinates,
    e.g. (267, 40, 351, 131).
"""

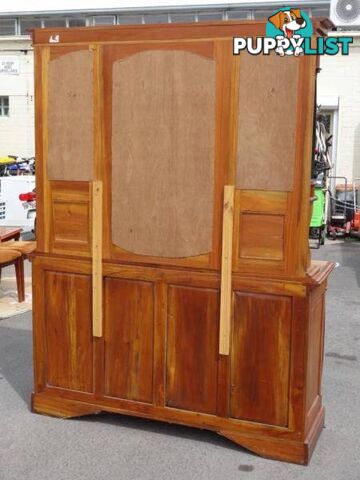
(41, 47, 50, 252)
(92, 180, 103, 337)
(219, 185, 235, 355)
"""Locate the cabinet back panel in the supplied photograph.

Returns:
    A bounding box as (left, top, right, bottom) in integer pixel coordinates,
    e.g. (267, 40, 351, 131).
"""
(230, 292, 291, 426)
(47, 49, 93, 181)
(104, 278, 155, 403)
(44, 271, 94, 392)
(166, 285, 219, 414)
(236, 54, 299, 191)
(111, 50, 215, 258)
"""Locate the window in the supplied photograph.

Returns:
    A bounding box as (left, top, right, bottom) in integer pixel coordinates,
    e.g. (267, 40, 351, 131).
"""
(144, 14, 169, 24)
(117, 15, 143, 24)
(0, 19, 16, 36)
(170, 12, 197, 23)
(68, 17, 87, 27)
(311, 7, 330, 18)
(43, 18, 66, 28)
(227, 10, 250, 20)
(198, 11, 224, 21)
(253, 9, 277, 19)
(0, 96, 9, 117)
(93, 16, 115, 25)
(20, 19, 42, 35)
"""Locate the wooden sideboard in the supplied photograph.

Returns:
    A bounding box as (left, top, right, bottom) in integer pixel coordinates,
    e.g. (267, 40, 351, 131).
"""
(31, 20, 334, 465)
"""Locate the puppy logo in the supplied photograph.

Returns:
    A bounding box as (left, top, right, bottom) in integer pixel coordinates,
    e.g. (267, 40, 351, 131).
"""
(234, 8, 352, 57)
(266, 7, 311, 56)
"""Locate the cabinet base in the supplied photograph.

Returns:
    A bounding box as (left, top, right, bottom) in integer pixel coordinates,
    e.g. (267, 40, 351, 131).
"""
(219, 406, 324, 465)
(31, 393, 101, 419)
(32, 393, 325, 465)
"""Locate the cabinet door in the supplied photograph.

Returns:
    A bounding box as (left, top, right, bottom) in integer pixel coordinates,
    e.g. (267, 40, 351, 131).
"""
(43, 271, 94, 393)
(104, 278, 155, 403)
(230, 292, 292, 427)
(166, 285, 220, 414)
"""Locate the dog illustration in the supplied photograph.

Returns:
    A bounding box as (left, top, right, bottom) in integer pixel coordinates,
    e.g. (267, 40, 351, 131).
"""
(268, 9, 307, 56)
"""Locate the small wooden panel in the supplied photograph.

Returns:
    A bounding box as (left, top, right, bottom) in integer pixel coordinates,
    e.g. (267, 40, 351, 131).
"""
(230, 292, 291, 426)
(49, 181, 91, 256)
(306, 292, 325, 411)
(166, 285, 219, 414)
(44, 271, 93, 392)
(239, 190, 288, 214)
(239, 213, 285, 261)
(104, 278, 154, 403)
(236, 54, 300, 191)
(234, 190, 288, 270)
(111, 49, 215, 258)
(47, 49, 93, 181)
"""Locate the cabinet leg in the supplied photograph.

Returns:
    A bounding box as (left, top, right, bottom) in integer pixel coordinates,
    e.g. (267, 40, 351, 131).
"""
(32, 393, 101, 419)
(15, 257, 25, 303)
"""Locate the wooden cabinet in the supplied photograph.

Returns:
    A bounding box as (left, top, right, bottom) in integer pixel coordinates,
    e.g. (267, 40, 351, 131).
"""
(31, 20, 333, 465)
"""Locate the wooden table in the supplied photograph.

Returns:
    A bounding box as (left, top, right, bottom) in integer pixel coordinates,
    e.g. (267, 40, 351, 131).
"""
(0, 227, 22, 242)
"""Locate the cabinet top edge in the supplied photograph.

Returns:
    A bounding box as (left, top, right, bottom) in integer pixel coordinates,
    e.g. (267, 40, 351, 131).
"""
(31, 18, 331, 46)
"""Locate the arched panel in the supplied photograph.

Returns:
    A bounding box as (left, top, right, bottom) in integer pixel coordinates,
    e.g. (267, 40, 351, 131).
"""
(47, 50, 93, 181)
(111, 50, 215, 258)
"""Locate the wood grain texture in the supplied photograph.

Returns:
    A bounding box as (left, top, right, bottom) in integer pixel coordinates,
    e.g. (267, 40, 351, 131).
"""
(49, 181, 91, 256)
(47, 49, 93, 181)
(306, 292, 325, 411)
(44, 271, 93, 392)
(239, 213, 285, 261)
(219, 185, 235, 355)
(111, 50, 215, 258)
(104, 278, 154, 403)
(236, 53, 300, 191)
(230, 292, 291, 426)
(166, 285, 219, 414)
(92, 181, 103, 338)
(233, 189, 289, 274)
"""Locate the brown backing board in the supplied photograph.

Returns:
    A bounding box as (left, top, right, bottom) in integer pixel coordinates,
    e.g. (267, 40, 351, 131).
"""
(236, 53, 300, 191)
(47, 49, 93, 181)
(111, 49, 216, 258)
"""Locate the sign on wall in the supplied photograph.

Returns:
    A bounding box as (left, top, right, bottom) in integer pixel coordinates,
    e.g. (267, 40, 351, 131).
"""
(0, 57, 20, 75)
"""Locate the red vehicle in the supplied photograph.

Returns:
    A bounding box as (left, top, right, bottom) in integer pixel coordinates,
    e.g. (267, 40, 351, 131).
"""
(19, 190, 36, 235)
(327, 179, 359, 239)
(351, 179, 360, 238)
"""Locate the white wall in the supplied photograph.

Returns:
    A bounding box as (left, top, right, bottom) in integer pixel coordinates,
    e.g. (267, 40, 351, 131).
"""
(318, 34, 360, 183)
(0, 39, 34, 158)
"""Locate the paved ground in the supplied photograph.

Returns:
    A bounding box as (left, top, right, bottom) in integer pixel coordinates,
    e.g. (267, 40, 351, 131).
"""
(0, 241, 359, 480)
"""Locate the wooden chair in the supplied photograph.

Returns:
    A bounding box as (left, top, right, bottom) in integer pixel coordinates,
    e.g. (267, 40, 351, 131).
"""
(0, 249, 25, 303)
(0, 240, 36, 257)
(0, 241, 36, 303)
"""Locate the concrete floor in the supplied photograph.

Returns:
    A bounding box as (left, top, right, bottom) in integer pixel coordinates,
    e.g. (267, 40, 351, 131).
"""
(0, 241, 359, 480)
